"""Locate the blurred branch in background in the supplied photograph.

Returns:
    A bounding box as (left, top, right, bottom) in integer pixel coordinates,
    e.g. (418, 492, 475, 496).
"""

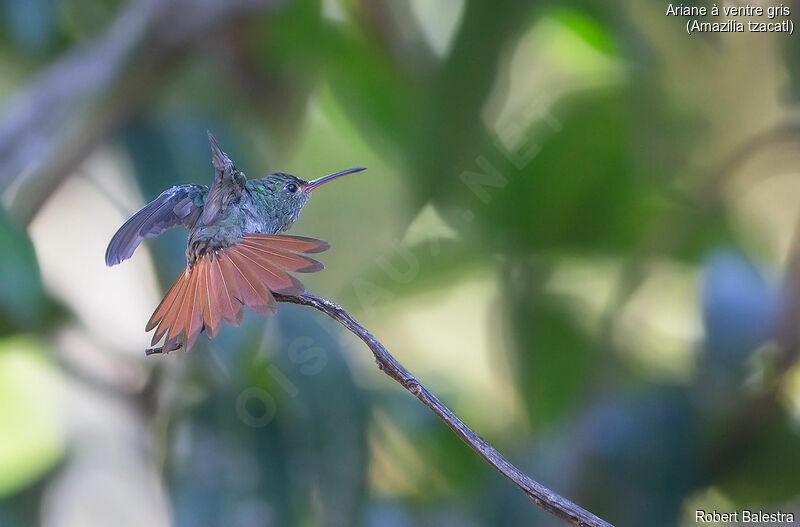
(599, 122, 800, 351)
(272, 292, 614, 527)
(0, 0, 282, 224)
(707, 195, 800, 477)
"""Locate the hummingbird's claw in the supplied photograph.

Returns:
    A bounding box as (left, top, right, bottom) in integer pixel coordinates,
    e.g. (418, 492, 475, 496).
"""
(144, 342, 184, 356)
(144, 346, 164, 356)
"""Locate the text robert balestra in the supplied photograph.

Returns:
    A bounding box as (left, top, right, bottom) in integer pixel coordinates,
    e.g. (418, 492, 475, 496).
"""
(696, 509, 794, 524)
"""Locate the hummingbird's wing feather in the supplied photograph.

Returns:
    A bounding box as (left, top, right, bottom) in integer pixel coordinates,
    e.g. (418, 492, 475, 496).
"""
(223, 250, 278, 315)
(162, 267, 193, 347)
(209, 254, 239, 328)
(214, 253, 245, 326)
(145, 234, 329, 352)
(146, 266, 188, 333)
(239, 233, 330, 254)
(200, 261, 219, 339)
(202, 132, 247, 225)
(184, 259, 205, 351)
(105, 184, 208, 266)
(149, 273, 190, 346)
(237, 242, 324, 273)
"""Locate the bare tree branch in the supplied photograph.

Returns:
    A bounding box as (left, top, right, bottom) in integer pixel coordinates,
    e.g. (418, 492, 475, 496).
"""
(271, 292, 614, 527)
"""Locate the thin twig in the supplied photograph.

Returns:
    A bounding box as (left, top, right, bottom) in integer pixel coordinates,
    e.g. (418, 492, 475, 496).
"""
(269, 292, 614, 527)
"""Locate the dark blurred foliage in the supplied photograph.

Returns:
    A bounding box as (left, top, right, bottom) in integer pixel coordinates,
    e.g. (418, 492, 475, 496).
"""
(1, 1, 800, 526)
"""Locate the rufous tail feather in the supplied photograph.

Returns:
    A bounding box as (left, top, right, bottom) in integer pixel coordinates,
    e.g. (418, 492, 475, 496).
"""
(147, 234, 329, 352)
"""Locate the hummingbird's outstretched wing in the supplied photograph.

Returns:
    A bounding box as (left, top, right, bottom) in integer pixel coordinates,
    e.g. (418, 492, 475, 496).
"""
(105, 184, 208, 266)
(201, 132, 247, 225)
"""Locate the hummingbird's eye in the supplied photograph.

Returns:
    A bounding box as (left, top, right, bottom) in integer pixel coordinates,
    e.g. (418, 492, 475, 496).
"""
(286, 183, 298, 193)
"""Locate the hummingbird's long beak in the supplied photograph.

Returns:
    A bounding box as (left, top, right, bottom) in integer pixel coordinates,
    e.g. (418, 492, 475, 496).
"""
(305, 167, 367, 191)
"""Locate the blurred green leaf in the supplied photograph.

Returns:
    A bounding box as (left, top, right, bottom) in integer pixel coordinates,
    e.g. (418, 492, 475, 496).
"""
(473, 88, 662, 253)
(58, 0, 121, 42)
(409, 0, 534, 206)
(320, 25, 422, 170)
(503, 264, 595, 427)
(0, 0, 57, 54)
(0, 337, 63, 497)
(371, 390, 485, 500)
(350, 239, 487, 302)
(549, 7, 618, 55)
(716, 419, 800, 505)
(0, 207, 45, 327)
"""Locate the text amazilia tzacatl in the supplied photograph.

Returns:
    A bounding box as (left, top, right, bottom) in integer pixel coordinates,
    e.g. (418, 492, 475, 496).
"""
(106, 132, 366, 354)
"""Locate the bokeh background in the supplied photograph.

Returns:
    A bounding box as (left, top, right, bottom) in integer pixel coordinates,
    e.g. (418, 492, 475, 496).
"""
(0, 1, 799, 526)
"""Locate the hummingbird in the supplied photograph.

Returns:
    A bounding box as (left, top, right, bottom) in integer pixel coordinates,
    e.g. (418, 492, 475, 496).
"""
(106, 132, 366, 354)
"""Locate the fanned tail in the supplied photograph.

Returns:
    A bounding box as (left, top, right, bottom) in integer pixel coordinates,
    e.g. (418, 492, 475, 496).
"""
(146, 234, 329, 353)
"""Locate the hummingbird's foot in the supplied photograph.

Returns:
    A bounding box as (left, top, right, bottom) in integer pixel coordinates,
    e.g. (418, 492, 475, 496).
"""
(186, 239, 225, 266)
(144, 342, 184, 356)
(145, 346, 165, 356)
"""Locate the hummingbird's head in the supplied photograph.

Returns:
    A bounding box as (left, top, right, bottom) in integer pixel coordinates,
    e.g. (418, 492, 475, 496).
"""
(261, 167, 366, 231)
(264, 172, 312, 211)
